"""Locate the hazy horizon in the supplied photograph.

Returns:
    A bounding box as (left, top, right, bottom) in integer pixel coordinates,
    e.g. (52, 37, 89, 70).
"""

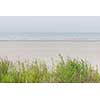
(0, 16, 100, 33)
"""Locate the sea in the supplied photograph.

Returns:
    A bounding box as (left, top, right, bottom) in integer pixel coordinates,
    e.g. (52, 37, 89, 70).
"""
(0, 32, 100, 40)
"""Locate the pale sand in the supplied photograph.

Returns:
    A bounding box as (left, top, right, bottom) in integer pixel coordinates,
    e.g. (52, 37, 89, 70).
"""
(0, 41, 100, 67)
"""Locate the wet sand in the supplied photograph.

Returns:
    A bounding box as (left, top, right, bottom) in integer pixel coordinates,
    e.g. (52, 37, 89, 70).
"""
(0, 40, 100, 67)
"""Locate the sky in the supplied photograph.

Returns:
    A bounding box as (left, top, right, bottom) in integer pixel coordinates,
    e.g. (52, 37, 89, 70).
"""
(0, 16, 100, 33)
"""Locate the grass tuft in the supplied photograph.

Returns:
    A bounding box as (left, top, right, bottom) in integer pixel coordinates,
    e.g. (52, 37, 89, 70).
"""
(0, 56, 100, 83)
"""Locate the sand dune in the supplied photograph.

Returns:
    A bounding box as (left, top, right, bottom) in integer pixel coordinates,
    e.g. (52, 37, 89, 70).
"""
(0, 41, 100, 67)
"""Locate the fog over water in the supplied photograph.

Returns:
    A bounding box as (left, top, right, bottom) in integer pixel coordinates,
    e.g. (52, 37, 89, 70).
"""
(0, 16, 100, 40)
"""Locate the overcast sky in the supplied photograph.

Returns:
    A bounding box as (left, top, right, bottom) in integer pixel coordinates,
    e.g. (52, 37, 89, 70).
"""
(0, 16, 100, 33)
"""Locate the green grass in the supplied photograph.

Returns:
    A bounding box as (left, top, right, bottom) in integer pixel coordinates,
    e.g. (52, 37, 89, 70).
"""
(0, 55, 100, 83)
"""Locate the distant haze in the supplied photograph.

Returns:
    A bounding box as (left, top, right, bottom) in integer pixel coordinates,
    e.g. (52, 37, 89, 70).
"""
(0, 16, 100, 33)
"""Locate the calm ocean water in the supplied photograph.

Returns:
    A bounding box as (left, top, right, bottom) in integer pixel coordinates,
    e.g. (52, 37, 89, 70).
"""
(0, 32, 100, 40)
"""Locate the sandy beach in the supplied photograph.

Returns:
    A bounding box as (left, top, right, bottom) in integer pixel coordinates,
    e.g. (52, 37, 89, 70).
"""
(0, 40, 100, 67)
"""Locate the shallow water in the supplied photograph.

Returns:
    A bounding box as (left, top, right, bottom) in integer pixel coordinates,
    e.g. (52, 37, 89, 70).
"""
(0, 32, 100, 40)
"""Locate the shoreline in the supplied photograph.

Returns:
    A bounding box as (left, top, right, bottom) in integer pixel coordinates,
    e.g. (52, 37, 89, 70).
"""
(0, 39, 100, 42)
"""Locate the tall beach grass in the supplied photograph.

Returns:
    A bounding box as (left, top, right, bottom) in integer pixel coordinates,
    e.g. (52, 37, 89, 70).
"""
(0, 55, 100, 83)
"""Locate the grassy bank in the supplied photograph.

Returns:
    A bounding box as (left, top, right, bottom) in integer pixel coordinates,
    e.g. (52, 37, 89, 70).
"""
(0, 55, 100, 83)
